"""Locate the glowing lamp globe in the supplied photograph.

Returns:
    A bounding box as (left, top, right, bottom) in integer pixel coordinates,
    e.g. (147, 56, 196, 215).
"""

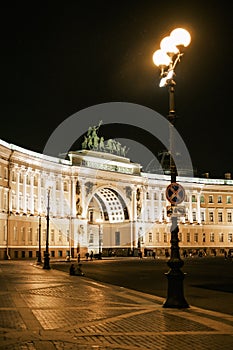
(152, 49, 171, 67)
(160, 36, 179, 54)
(170, 28, 191, 47)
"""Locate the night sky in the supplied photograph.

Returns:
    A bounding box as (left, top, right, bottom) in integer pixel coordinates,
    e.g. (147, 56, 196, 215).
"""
(1, 1, 232, 178)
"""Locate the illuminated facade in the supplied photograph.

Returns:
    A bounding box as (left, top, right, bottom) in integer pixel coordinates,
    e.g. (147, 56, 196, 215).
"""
(0, 139, 233, 260)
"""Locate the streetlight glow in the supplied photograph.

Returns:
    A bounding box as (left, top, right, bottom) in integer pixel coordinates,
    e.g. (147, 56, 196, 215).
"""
(170, 28, 191, 47)
(160, 36, 179, 54)
(152, 49, 171, 67)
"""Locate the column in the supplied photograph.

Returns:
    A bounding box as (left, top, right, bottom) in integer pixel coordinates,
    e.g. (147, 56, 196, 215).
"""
(23, 172, 27, 213)
(16, 172, 20, 212)
(196, 192, 201, 224)
(30, 173, 34, 214)
(60, 177, 64, 217)
(37, 172, 42, 213)
(188, 192, 193, 223)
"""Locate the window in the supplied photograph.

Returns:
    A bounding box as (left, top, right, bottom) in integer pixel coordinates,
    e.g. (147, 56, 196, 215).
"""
(192, 195, 196, 202)
(179, 232, 182, 242)
(217, 195, 222, 203)
(228, 233, 233, 242)
(154, 193, 157, 200)
(58, 250, 63, 257)
(149, 232, 153, 243)
(187, 232, 190, 243)
(146, 192, 150, 199)
(219, 233, 224, 242)
(209, 195, 213, 203)
(28, 228, 32, 242)
(21, 227, 25, 241)
(163, 233, 167, 243)
(209, 212, 214, 222)
(58, 230, 62, 242)
(63, 182, 68, 191)
(155, 232, 160, 243)
(201, 212, 205, 222)
(202, 233, 206, 242)
(210, 233, 215, 242)
(192, 211, 196, 221)
(194, 233, 198, 243)
(29, 251, 33, 258)
(227, 196, 232, 204)
(13, 227, 18, 241)
(200, 195, 205, 203)
(115, 231, 120, 246)
(89, 231, 94, 244)
(4, 167, 8, 180)
(227, 212, 232, 222)
(218, 212, 223, 222)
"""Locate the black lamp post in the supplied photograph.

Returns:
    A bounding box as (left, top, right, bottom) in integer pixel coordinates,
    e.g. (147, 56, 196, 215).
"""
(153, 28, 191, 308)
(37, 214, 42, 264)
(43, 188, 51, 270)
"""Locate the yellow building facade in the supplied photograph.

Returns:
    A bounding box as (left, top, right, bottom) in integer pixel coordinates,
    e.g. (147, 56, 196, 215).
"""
(0, 139, 233, 260)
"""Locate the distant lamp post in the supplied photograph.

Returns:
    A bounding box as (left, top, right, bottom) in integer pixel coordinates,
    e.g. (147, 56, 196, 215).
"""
(96, 218, 103, 259)
(37, 214, 42, 264)
(43, 188, 51, 270)
(153, 28, 191, 308)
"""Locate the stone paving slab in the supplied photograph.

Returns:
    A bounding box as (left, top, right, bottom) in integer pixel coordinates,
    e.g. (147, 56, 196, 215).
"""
(0, 261, 233, 350)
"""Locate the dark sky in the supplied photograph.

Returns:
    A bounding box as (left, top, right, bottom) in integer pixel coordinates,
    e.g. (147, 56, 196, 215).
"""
(1, 1, 232, 178)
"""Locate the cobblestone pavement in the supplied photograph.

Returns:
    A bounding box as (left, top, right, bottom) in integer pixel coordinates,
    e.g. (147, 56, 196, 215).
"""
(0, 261, 233, 350)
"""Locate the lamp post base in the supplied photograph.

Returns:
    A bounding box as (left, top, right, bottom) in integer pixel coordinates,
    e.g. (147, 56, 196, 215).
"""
(163, 268, 189, 308)
(43, 253, 51, 270)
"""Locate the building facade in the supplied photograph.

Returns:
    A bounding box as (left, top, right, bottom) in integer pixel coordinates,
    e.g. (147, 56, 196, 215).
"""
(0, 139, 233, 260)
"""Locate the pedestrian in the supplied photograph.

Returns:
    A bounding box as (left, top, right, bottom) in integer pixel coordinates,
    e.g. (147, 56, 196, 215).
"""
(77, 253, 81, 263)
(138, 250, 142, 259)
(90, 250, 94, 261)
(85, 252, 89, 261)
(152, 251, 156, 259)
(69, 263, 76, 276)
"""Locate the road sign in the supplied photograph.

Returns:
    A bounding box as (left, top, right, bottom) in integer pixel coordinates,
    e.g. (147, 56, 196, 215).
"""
(166, 206, 186, 217)
(166, 182, 185, 205)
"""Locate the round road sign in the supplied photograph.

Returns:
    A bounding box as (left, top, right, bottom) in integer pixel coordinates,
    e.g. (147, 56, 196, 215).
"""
(166, 182, 185, 205)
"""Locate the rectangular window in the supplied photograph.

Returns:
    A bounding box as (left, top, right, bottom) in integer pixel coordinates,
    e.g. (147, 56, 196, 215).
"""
(192, 212, 196, 221)
(13, 226, 17, 241)
(29, 251, 33, 258)
(228, 233, 233, 242)
(187, 232, 190, 243)
(58, 230, 62, 242)
(219, 233, 224, 242)
(163, 233, 167, 243)
(149, 232, 153, 243)
(115, 231, 120, 246)
(89, 231, 93, 244)
(218, 195, 222, 203)
(227, 212, 232, 222)
(146, 192, 150, 199)
(210, 233, 215, 242)
(201, 212, 205, 222)
(192, 195, 196, 202)
(218, 212, 223, 222)
(209, 195, 213, 203)
(21, 227, 25, 241)
(194, 233, 198, 243)
(209, 212, 214, 222)
(202, 233, 206, 242)
(227, 196, 232, 204)
(154, 193, 157, 200)
(58, 250, 62, 257)
(50, 251, 55, 257)
(155, 232, 160, 243)
(179, 232, 182, 242)
(28, 228, 32, 242)
(200, 195, 205, 203)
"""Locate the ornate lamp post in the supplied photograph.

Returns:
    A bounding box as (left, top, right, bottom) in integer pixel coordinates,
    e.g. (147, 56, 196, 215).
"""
(43, 188, 51, 270)
(153, 28, 191, 308)
(96, 218, 103, 259)
(37, 214, 42, 264)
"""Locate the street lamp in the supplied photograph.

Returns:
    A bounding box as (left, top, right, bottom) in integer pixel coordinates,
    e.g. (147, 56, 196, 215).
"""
(43, 188, 51, 270)
(153, 28, 191, 308)
(96, 218, 103, 259)
(37, 214, 42, 264)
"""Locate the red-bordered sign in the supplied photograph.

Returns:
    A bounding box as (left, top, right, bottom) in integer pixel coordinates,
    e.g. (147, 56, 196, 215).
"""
(166, 182, 185, 205)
